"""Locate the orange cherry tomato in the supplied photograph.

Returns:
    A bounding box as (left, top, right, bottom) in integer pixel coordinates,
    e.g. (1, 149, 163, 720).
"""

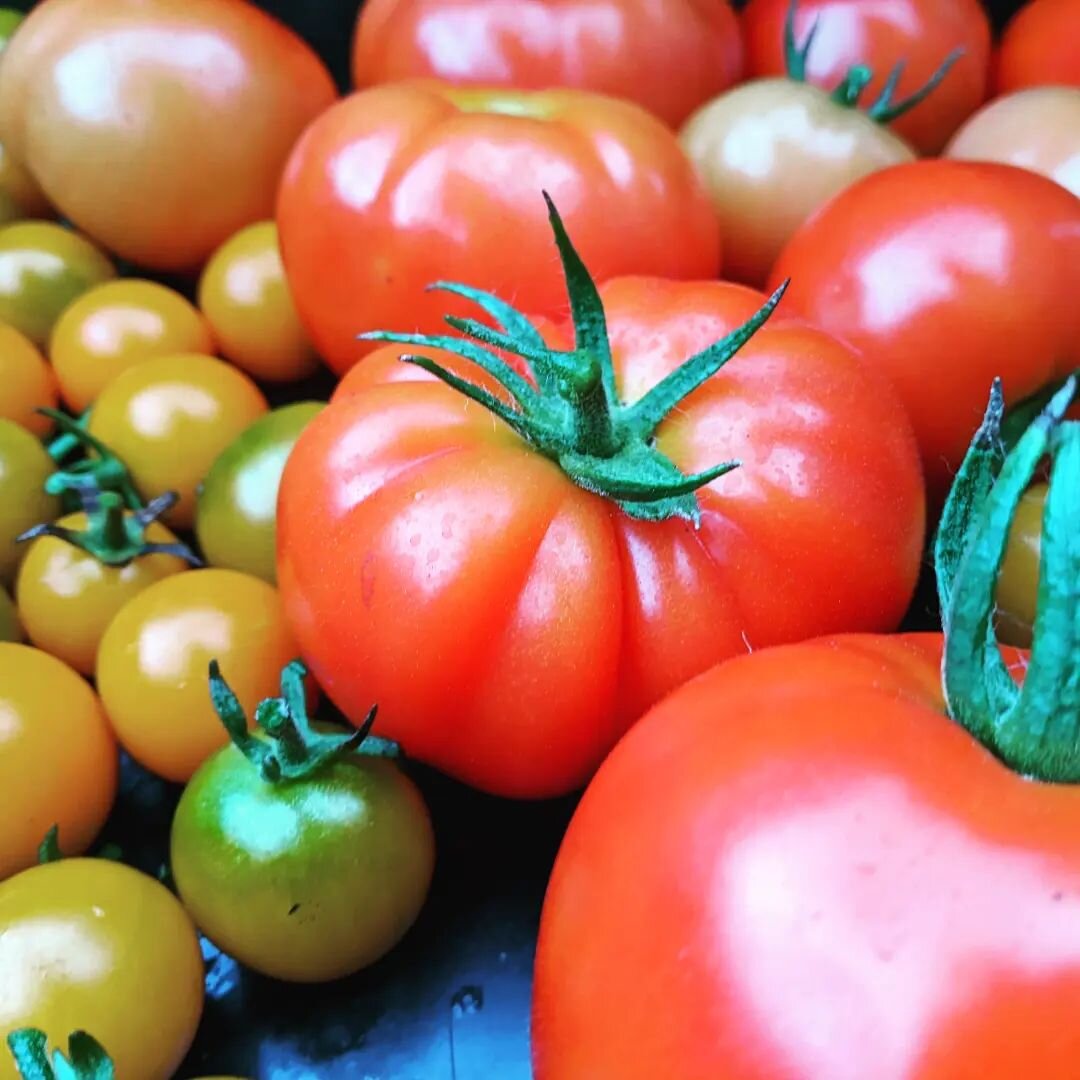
(0, 419, 59, 585)
(95, 568, 301, 782)
(0, 0, 337, 271)
(87, 354, 268, 528)
(0, 322, 57, 436)
(197, 221, 319, 383)
(0, 643, 117, 881)
(994, 0, 1080, 95)
(50, 279, 216, 413)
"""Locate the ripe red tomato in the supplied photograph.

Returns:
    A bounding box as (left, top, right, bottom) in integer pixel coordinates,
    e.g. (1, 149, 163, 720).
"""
(351, 0, 743, 129)
(277, 215, 924, 798)
(0, 0, 336, 270)
(276, 82, 721, 374)
(994, 0, 1080, 95)
(741, 0, 992, 154)
(769, 160, 1080, 504)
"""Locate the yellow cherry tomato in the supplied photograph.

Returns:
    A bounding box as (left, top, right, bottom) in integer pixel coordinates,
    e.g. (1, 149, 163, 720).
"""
(0, 643, 117, 881)
(49, 279, 216, 413)
(96, 568, 300, 782)
(0, 584, 20, 641)
(0, 321, 56, 435)
(0, 221, 114, 347)
(198, 221, 319, 383)
(87, 354, 268, 528)
(0, 419, 59, 584)
(0, 859, 204, 1080)
(15, 510, 192, 676)
(996, 480, 1044, 648)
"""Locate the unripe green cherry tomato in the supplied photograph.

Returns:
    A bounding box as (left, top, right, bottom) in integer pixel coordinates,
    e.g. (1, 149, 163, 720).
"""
(172, 743, 435, 982)
(0, 583, 20, 641)
(0, 419, 59, 584)
(0, 859, 204, 1080)
(0, 644, 116, 881)
(196, 401, 324, 583)
(50, 279, 216, 413)
(0, 222, 114, 347)
(995, 481, 1045, 649)
(198, 221, 319, 383)
(0, 321, 57, 436)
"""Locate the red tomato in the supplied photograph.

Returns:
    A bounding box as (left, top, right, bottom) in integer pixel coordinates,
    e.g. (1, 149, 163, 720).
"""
(351, 0, 743, 129)
(769, 160, 1080, 504)
(994, 0, 1080, 95)
(741, 0, 991, 154)
(278, 231, 925, 797)
(0, 0, 336, 270)
(276, 82, 721, 374)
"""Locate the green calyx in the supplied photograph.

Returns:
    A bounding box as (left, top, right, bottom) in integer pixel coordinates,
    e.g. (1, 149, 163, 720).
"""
(209, 659, 398, 783)
(37, 824, 61, 865)
(936, 374, 1080, 783)
(361, 193, 787, 525)
(38, 409, 142, 510)
(17, 486, 201, 568)
(6, 1029, 113, 1080)
(784, 0, 963, 123)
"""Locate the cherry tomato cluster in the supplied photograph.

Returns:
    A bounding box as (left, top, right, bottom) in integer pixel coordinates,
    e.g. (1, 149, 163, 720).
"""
(0, 0, 1076, 1076)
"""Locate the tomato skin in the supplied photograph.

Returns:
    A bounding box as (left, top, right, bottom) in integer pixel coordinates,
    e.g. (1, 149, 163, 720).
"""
(741, 0, 992, 154)
(680, 79, 914, 286)
(0, 0, 337, 271)
(0, 644, 116, 881)
(530, 632, 1080, 1080)
(994, 0, 1080, 95)
(195, 401, 324, 584)
(171, 745, 435, 982)
(0, 419, 60, 585)
(15, 511, 190, 675)
(277, 278, 925, 798)
(50, 279, 215, 413)
(0, 584, 20, 641)
(769, 160, 1080, 504)
(95, 568, 301, 782)
(0, 321, 57, 435)
(0, 222, 114, 347)
(945, 87, 1080, 201)
(351, 0, 742, 129)
(0, 859, 204, 1080)
(88, 354, 268, 529)
(0, 145, 50, 226)
(276, 82, 722, 375)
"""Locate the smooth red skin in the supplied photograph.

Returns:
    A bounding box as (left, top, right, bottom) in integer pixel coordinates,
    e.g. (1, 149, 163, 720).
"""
(275, 82, 722, 375)
(741, 0, 991, 154)
(277, 278, 925, 799)
(531, 632, 1080, 1080)
(350, 0, 743, 129)
(994, 0, 1080, 94)
(769, 160, 1080, 506)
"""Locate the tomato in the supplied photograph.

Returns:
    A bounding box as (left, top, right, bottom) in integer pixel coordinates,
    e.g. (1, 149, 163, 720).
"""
(196, 401, 324, 584)
(0, 322, 56, 436)
(351, 0, 743, 129)
(994, 480, 1045, 650)
(0, 644, 116, 881)
(945, 87, 1080, 201)
(0, 584, 20, 642)
(0, 420, 59, 584)
(0, 223, 114, 348)
(0, 0, 336, 271)
(741, 0, 991, 154)
(0, 859, 204, 1080)
(171, 659, 435, 982)
(197, 221, 319, 384)
(96, 568, 301, 782)
(994, 0, 1080, 95)
(87, 354, 267, 529)
(49, 280, 215, 413)
(277, 205, 925, 798)
(277, 81, 721, 375)
(769, 160, 1080, 504)
(15, 493, 197, 675)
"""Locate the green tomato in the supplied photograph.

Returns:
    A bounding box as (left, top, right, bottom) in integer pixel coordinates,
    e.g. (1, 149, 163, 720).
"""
(195, 400, 323, 583)
(170, 741, 435, 983)
(0, 582, 21, 641)
(0, 418, 60, 584)
(0, 8, 23, 50)
(0, 221, 114, 346)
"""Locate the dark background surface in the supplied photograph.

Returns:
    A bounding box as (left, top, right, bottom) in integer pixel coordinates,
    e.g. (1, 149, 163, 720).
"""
(7, 0, 1028, 1077)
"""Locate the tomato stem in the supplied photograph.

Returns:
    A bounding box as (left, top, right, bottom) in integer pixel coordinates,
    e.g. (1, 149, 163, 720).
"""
(6, 1029, 114, 1080)
(45, 407, 91, 464)
(360, 194, 785, 525)
(37, 825, 61, 865)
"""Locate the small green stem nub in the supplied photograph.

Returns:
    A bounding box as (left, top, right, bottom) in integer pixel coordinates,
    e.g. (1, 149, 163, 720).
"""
(46, 408, 91, 464)
(7, 1029, 114, 1080)
(831, 65, 874, 107)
